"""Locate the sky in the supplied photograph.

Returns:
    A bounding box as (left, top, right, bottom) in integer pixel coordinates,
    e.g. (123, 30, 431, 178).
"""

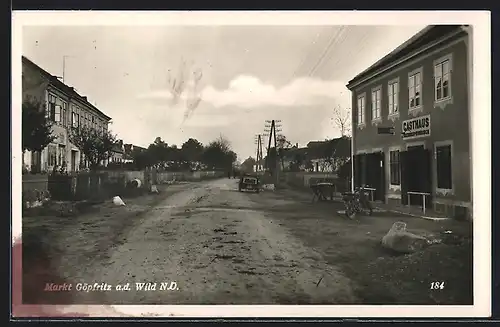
(22, 24, 424, 161)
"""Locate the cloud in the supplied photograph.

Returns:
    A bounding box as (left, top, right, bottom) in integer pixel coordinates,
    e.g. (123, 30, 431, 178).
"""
(137, 75, 348, 109)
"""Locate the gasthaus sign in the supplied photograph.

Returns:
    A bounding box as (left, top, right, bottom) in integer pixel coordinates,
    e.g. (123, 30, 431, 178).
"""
(401, 114, 431, 140)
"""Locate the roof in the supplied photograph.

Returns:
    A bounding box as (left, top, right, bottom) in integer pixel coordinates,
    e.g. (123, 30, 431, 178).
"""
(282, 146, 308, 159)
(346, 25, 467, 90)
(306, 137, 351, 160)
(22, 56, 112, 121)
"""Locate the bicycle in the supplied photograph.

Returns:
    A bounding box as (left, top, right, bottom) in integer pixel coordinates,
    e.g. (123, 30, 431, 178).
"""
(342, 186, 374, 219)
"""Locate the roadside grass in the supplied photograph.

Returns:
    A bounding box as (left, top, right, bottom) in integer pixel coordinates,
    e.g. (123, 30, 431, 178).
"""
(263, 188, 473, 305)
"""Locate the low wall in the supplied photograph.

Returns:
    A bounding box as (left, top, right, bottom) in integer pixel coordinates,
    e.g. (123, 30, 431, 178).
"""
(98, 169, 225, 185)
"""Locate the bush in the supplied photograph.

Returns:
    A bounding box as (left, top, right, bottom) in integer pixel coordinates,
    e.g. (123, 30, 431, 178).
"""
(22, 189, 51, 209)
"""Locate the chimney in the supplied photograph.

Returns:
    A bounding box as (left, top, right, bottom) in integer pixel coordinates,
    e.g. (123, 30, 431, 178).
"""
(82, 96, 87, 101)
(296, 143, 299, 148)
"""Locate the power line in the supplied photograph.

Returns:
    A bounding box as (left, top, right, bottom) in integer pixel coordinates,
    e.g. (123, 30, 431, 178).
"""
(307, 26, 346, 78)
(330, 28, 373, 74)
(291, 26, 335, 79)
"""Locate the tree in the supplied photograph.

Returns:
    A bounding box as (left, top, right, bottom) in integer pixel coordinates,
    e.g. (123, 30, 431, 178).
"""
(201, 135, 237, 170)
(22, 97, 56, 162)
(181, 138, 204, 168)
(319, 136, 351, 174)
(331, 104, 352, 137)
(131, 147, 153, 170)
(68, 126, 117, 170)
(276, 134, 293, 171)
(146, 137, 170, 168)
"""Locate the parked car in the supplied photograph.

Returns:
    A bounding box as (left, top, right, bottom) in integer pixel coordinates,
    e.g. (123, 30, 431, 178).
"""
(238, 174, 260, 193)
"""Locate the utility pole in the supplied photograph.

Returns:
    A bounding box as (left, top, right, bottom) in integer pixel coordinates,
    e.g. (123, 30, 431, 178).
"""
(254, 134, 263, 172)
(263, 119, 282, 174)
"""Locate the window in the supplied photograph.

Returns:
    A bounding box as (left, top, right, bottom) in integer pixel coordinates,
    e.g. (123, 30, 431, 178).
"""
(357, 95, 365, 125)
(436, 144, 452, 190)
(61, 101, 68, 126)
(435, 57, 451, 101)
(389, 150, 401, 185)
(48, 94, 57, 121)
(371, 88, 382, 120)
(388, 80, 399, 115)
(409, 70, 422, 109)
(72, 111, 79, 128)
(54, 104, 61, 123)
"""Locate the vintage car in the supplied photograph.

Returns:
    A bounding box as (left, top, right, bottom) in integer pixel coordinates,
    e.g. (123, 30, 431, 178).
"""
(238, 174, 260, 193)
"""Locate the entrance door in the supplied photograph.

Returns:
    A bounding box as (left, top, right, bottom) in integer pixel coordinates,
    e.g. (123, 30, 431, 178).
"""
(365, 152, 385, 202)
(353, 154, 368, 188)
(71, 150, 77, 172)
(400, 146, 432, 207)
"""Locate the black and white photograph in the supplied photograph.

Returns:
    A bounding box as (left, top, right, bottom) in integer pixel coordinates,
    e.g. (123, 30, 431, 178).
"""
(12, 11, 491, 318)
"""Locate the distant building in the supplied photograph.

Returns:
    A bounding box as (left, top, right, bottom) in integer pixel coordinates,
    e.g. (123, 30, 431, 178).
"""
(22, 56, 112, 173)
(110, 139, 125, 163)
(123, 143, 147, 163)
(346, 25, 472, 219)
(305, 137, 351, 173)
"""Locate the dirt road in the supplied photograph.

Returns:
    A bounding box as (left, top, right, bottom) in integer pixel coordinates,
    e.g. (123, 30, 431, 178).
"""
(45, 178, 356, 305)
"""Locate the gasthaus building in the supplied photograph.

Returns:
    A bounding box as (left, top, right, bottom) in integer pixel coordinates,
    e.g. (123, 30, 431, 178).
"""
(346, 25, 473, 220)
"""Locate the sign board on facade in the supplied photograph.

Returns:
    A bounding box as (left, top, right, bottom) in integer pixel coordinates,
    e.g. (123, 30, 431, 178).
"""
(401, 114, 431, 140)
(377, 127, 395, 135)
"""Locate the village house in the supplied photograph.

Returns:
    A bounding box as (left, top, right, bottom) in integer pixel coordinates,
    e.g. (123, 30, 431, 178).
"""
(305, 137, 351, 173)
(110, 140, 125, 164)
(22, 56, 112, 173)
(346, 25, 472, 219)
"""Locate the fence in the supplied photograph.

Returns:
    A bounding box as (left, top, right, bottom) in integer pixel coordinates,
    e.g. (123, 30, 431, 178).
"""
(22, 174, 49, 192)
(22, 170, 225, 202)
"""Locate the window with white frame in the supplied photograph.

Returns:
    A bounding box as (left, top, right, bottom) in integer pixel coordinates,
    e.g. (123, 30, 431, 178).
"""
(389, 149, 401, 186)
(371, 88, 382, 120)
(357, 95, 365, 125)
(72, 107, 80, 128)
(408, 70, 422, 109)
(436, 143, 452, 190)
(435, 57, 451, 101)
(61, 101, 68, 126)
(388, 80, 399, 115)
(48, 94, 57, 122)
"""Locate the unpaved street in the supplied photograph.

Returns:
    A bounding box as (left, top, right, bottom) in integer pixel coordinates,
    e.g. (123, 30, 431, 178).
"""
(53, 178, 356, 304)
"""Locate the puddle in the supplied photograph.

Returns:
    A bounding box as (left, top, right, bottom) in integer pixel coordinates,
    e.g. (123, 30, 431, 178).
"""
(215, 254, 236, 260)
(238, 270, 263, 275)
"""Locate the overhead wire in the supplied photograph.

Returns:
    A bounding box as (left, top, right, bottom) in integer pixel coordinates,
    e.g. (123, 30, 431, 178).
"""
(307, 26, 347, 78)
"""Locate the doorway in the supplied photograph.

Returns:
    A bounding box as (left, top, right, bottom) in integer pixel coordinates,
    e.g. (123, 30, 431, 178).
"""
(353, 152, 385, 202)
(71, 150, 78, 172)
(365, 151, 385, 202)
(400, 145, 432, 207)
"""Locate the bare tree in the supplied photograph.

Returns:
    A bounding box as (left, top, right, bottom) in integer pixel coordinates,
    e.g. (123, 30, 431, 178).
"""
(331, 104, 352, 136)
(215, 134, 231, 153)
